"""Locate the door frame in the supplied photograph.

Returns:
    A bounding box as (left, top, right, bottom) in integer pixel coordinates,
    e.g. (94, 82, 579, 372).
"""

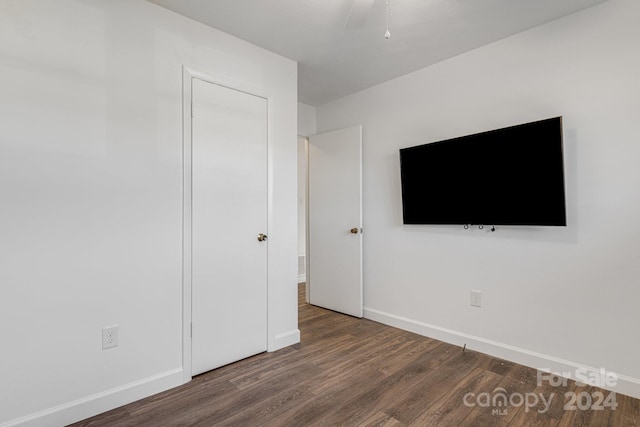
(181, 66, 274, 384)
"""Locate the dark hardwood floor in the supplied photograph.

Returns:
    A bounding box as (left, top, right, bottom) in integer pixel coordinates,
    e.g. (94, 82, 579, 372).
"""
(72, 284, 639, 426)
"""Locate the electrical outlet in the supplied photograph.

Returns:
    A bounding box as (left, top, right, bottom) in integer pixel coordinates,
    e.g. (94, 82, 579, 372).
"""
(470, 290, 482, 308)
(102, 325, 119, 350)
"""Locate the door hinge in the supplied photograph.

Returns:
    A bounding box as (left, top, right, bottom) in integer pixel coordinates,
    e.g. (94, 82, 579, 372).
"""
(190, 322, 193, 338)
(191, 102, 194, 118)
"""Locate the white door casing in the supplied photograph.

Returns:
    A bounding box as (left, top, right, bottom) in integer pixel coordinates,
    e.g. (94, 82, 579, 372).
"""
(308, 126, 363, 317)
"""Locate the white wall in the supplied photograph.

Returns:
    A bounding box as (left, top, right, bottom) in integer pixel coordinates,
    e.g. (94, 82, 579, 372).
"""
(317, 0, 640, 398)
(297, 102, 317, 137)
(0, 0, 298, 425)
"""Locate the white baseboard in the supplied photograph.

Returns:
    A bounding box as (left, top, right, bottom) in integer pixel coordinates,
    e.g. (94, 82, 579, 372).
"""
(364, 307, 640, 400)
(1, 368, 184, 427)
(271, 329, 300, 351)
(298, 274, 306, 283)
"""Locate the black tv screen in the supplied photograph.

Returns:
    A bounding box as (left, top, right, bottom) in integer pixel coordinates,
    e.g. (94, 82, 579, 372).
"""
(399, 117, 566, 226)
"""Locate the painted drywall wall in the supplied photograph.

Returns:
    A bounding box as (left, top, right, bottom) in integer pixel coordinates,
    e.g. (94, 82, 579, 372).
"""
(317, 0, 640, 398)
(298, 102, 317, 137)
(0, 0, 298, 425)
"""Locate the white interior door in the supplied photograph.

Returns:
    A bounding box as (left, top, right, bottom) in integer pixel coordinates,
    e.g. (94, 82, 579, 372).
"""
(308, 126, 363, 317)
(191, 78, 268, 376)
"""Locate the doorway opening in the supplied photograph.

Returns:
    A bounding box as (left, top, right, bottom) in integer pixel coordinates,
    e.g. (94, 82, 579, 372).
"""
(297, 136, 310, 303)
(299, 126, 363, 318)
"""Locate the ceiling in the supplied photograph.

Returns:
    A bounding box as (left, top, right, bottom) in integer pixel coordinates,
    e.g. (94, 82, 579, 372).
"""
(147, 0, 607, 106)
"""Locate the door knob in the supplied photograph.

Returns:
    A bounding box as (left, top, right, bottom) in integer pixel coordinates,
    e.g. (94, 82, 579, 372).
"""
(350, 228, 359, 234)
(257, 233, 268, 242)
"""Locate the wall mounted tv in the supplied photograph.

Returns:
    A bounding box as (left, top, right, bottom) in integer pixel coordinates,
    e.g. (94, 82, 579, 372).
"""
(399, 117, 566, 226)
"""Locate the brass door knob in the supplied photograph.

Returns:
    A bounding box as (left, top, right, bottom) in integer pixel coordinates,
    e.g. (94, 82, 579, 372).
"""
(350, 228, 359, 234)
(257, 233, 268, 242)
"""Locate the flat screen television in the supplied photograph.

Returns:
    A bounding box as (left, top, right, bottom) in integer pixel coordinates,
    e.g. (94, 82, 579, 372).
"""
(399, 117, 566, 226)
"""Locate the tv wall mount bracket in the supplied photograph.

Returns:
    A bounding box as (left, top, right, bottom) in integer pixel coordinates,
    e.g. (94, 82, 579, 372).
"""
(464, 224, 496, 232)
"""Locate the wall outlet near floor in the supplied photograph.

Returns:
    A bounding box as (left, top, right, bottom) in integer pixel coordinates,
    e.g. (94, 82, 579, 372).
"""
(470, 290, 482, 308)
(102, 325, 119, 350)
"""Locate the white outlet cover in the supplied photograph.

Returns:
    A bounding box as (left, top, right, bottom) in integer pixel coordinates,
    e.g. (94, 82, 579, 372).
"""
(102, 325, 119, 350)
(470, 290, 482, 308)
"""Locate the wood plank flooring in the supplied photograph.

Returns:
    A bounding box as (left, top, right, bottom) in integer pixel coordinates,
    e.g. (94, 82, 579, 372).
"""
(72, 284, 639, 426)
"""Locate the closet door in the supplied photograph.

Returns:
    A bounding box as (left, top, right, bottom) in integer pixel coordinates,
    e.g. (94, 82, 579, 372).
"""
(191, 78, 268, 375)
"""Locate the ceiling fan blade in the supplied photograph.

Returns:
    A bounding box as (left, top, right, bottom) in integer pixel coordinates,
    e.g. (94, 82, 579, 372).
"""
(344, 0, 375, 29)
